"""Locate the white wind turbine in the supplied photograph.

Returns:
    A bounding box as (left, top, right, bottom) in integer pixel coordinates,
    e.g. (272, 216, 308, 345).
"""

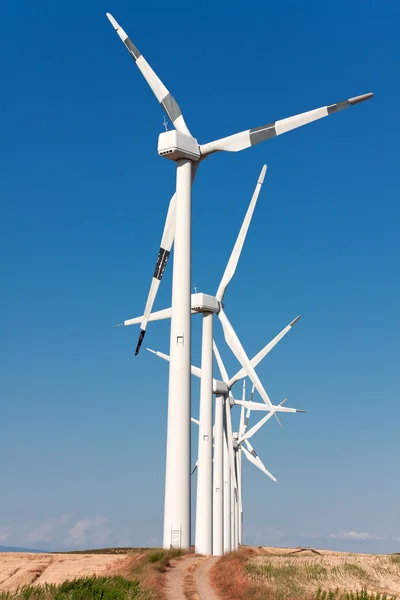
(117, 163, 295, 554)
(107, 12, 373, 550)
(192, 381, 287, 551)
(148, 316, 303, 554)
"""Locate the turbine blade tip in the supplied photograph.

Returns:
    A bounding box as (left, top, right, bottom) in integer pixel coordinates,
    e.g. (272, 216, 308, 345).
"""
(106, 12, 119, 29)
(296, 409, 306, 413)
(112, 323, 123, 328)
(290, 315, 301, 327)
(258, 164, 268, 183)
(134, 329, 146, 356)
(348, 92, 374, 105)
(146, 348, 156, 354)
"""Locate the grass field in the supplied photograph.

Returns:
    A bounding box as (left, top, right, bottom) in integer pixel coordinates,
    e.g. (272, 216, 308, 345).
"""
(0, 548, 184, 600)
(211, 547, 400, 600)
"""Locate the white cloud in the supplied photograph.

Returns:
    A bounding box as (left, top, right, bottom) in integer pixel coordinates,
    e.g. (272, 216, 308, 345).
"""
(26, 514, 73, 543)
(330, 530, 387, 541)
(64, 516, 111, 548)
(0, 526, 10, 543)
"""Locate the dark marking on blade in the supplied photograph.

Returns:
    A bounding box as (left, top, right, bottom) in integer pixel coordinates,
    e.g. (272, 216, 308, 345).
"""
(135, 329, 146, 356)
(250, 122, 276, 145)
(124, 37, 141, 60)
(153, 247, 170, 280)
(251, 449, 257, 458)
(161, 93, 182, 123)
(244, 417, 249, 426)
(327, 100, 350, 114)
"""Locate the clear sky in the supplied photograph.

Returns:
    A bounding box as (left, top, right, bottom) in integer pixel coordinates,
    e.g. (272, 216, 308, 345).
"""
(1, 0, 399, 553)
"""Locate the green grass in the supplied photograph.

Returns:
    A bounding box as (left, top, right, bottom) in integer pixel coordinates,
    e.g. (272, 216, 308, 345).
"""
(246, 562, 299, 582)
(145, 549, 184, 572)
(305, 565, 329, 581)
(0, 576, 148, 600)
(316, 589, 396, 600)
(0, 549, 187, 600)
(390, 556, 400, 566)
(343, 564, 368, 580)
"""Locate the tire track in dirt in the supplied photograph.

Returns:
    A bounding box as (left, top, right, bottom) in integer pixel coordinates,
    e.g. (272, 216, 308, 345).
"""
(165, 555, 220, 600)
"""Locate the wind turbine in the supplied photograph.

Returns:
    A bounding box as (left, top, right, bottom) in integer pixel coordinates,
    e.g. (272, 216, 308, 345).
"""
(106, 12, 373, 550)
(118, 163, 293, 553)
(148, 316, 303, 554)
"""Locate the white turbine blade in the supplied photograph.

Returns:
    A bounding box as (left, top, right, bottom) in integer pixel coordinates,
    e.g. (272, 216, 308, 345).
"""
(233, 400, 301, 414)
(213, 341, 229, 384)
(134, 164, 199, 355)
(238, 381, 246, 439)
(241, 446, 276, 482)
(218, 309, 273, 408)
(216, 165, 267, 302)
(147, 348, 202, 379)
(244, 407, 251, 433)
(120, 307, 172, 328)
(238, 411, 275, 444)
(199, 93, 374, 155)
(134, 194, 176, 354)
(225, 400, 238, 490)
(229, 316, 300, 387)
(106, 13, 191, 135)
(243, 440, 277, 482)
(274, 412, 284, 429)
(191, 417, 199, 426)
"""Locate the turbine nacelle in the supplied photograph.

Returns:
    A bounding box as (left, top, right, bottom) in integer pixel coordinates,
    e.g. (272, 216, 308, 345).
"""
(158, 131, 201, 162)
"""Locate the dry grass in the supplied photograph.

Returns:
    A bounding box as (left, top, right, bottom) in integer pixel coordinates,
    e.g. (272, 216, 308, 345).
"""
(110, 548, 186, 600)
(211, 547, 264, 600)
(211, 548, 400, 600)
(0, 549, 186, 600)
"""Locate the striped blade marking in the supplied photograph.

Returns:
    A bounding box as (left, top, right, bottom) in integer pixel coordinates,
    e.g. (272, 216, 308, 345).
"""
(106, 13, 191, 135)
(199, 93, 373, 155)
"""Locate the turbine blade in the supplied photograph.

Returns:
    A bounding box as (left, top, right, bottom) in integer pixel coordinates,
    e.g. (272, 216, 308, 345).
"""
(218, 309, 273, 408)
(229, 316, 301, 387)
(191, 461, 198, 475)
(234, 400, 300, 413)
(274, 412, 284, 429)
(213, 341, 230, 384)
(216, 165, 267, 302)
(200, 93, 374, 155)
(238, 411, 275, 443)
(243, 440, 277, 482)
(239, 381, 246, 439)
(225, 400, 238, 490)
(106, 13, 191, 135)
(122, 307, 172, 327)
(134, 164, 199, 355)
(191, 417, 200, 426)
(147, 348, 202, 378)
(133, 194, 175, 353)
(241, 446, 276, 482)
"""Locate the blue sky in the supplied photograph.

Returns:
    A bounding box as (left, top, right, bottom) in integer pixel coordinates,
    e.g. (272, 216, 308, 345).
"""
(0, 0, 399, 553)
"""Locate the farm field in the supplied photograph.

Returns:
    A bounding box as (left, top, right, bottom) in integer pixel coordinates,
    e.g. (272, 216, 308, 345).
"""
(212, 547, 400, 599)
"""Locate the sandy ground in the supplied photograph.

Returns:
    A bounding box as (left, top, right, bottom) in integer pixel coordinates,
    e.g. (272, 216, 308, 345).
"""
(0, 552, 128, 592)
(165, 555, 220, 600)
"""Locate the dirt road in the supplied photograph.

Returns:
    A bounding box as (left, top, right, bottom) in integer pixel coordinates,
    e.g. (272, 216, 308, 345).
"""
(165, 555, 220, 600)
